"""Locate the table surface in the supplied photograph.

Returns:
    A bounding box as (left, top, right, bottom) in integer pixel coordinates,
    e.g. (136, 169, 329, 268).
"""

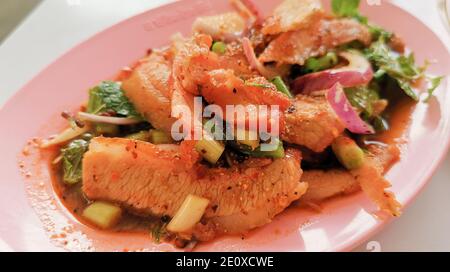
(0, 0, 449, 252)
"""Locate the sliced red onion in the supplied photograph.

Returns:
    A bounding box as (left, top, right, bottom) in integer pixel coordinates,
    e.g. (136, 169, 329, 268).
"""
(242, 37, 275, 79)
(326, 83, 375, 134)
(77, 112, 141, 125)
(292, 51, 374, 94)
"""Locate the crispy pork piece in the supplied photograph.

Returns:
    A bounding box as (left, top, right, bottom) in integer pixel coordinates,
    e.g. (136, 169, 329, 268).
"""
(192, 12, 246, 42)
(262, 0, 325, 35)
(259, 18, 371, 65)
(201, 69, 291, 111)
(82, 137, 307, 239)
(282, 95, 345, 152)
(172, 34, 255, 96)
(122, 51, 176, 133)
(301, 144, 401, 216)
(354, 144, 402, 216)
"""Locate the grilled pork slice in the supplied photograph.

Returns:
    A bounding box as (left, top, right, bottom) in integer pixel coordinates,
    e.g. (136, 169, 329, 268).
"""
(301, 169, 359, 203)
(122, 51, 176, 133)
(262, 0, 325, 35)
(82, 137, 307, 239)
(282, 95, 345, 152)
(172, 34, 255, 96)
(259, 18, 371, 65)
(300, 144, 401, 216)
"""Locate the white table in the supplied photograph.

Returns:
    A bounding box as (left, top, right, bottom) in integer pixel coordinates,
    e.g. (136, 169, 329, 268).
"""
(0, 0, 449, 252)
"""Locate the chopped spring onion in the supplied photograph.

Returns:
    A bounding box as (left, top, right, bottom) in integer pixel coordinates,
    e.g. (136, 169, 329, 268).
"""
(40, 125, 91, 148)
(167, 194, 210, 233)
(235, 129, 260, 150)
(271, 76, 293, 98)
(195, 138, 225, 164)
(303, 52, 339, 73)
(125, 131, 151, 142)
(149, 129, 174, 144)
(332, 136, 365, 170)
(82, 201, 122, 229)
(78, 112, 141, 125)
(211, 41, 227, 54)
(245, 138, 285, 159)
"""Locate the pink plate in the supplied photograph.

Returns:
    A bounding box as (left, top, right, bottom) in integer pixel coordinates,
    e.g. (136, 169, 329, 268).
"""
(0, 0, 449, 252)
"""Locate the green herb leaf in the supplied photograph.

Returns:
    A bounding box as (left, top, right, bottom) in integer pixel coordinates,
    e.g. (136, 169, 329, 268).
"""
(396, 77, 419, 101)
(368, 25, 392, 40)
(344, 85, 380, 117)
(150, 222, 167, 243)
(332, 0, 391, 41)
(332, 0, 361, 17)
(87, 81, 143, 120)
(61, 139, 89, 185)
(424, 76, 444, 102)
(271, 76, 293, 98)
(365, 37, 423, 101)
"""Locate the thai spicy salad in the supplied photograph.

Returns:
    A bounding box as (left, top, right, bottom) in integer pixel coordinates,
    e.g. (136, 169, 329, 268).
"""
(40, 0, 442, 249)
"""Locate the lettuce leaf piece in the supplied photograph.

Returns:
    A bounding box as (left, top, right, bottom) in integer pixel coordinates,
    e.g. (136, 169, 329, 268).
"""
(61, 139, 89, 185)
(87, 81, 143, 120)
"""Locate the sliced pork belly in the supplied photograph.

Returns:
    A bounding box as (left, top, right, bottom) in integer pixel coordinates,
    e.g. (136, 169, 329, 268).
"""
(301, 169, 359, 203)
(82, 137, 307, 238)
(259, 18, 371, 65)
(262, 0, 325, 35)
(122, 51, 176, 133)
(282, 95, 345, 152)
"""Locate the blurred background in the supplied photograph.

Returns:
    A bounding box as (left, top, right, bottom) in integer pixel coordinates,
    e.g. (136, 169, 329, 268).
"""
(0, 0, 41, 43)
(1, 0, 448, 44)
